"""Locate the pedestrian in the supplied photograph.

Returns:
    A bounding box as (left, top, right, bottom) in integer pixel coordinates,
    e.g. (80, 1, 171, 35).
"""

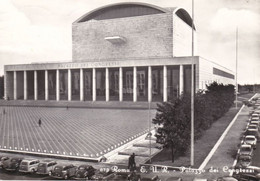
(128, 153, 136, 172)
(38, 118, 42, 127)
(3, 108, 5, 115)
(66, 105, 69, 110)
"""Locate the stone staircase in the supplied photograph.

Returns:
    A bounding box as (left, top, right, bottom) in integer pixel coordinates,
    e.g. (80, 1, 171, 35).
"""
(105, 130, 162, 166)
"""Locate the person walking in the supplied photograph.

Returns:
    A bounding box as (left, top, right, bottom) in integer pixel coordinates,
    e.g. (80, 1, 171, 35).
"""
(38, 118, 42, 127)
(3, 108, 5, 115)
(128, 153, 136, 172)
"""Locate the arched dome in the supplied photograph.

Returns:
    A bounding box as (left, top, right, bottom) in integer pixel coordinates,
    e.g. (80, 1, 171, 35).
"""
(74, 2, 169, 23)
(74, 2, 195, 30)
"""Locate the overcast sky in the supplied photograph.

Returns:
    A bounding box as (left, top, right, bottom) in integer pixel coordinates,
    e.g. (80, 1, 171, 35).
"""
(0, 0, 259, 84)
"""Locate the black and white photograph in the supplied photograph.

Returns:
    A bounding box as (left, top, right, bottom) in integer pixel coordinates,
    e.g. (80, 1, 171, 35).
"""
(0, 0, 260, 180)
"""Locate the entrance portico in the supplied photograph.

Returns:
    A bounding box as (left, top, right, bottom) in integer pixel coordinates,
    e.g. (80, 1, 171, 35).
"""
(4, 57, 196, 102)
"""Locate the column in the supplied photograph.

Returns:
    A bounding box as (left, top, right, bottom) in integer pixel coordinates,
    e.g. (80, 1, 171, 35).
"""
(148, 66, 152, 102)
(68, 69, 71, 101)
(105, 68, 109, 102)
(45, 70, 48, 100)
(133, 66, 137, 102)
(119, 67, 123, 102)
(179, 65, 184, 96)
(80, 68, 84, 101)
(24, 71, 27, 100)
(34, 70, 38, 100)
(92, 68, 96, 101)
(56, 69, 60, 101)
(13, 71, 17, 100)
(163, 66, 167, 102)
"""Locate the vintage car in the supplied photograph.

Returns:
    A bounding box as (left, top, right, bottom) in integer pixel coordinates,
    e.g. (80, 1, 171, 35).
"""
(91, 168, 114, 180)
(19, 158, 40, 173)
(238, 144, 253, 157)
(0, 156, 9, 168)
(236, 155, 252, 168)
(243, 135, 257, 149)
(2, 157, 23, 171)
(49, 163, 77, 179)
(36, 160, 57, 175)
(245, 128, 260, 140)
(233, 166, 260, 180)
(216, 176, 238, 181)
(74, 164, 95, 180)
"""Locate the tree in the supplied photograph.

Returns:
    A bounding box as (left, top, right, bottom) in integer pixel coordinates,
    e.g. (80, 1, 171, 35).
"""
(152, 82, 235, 163)
(153, 96, 190, 162)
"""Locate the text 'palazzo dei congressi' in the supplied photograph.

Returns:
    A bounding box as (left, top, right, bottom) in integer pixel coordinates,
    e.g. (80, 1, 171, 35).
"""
(4, 2, 235, 102)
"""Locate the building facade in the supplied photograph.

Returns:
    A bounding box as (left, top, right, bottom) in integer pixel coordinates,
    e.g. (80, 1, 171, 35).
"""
(4, 2, 235, 102)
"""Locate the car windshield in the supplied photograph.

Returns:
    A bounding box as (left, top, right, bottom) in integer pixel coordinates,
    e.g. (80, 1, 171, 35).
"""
(246, 137, 255, 141)
(38, 163, 46, 167)
(240, 157, 251, 161)
(54, 166, 63, 171)
(241, 147, 251, 152)
(11, 159, 19, 162)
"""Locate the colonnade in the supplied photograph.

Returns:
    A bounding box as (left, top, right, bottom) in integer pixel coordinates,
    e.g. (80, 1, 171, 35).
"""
(12, 65, 185, 102)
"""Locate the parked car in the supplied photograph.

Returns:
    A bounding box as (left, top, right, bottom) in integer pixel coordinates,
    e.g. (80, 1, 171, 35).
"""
(166, 177, 182, 181)
(251, 116, 260, 121)
(233, 166, 260, 181)
(91, 168, 114, 180)
(36, 160, 57, 175)
(49, 163, 77, 179)
(243, 135, 257, 149)
(236, 155, 252, 168)
(216, 177, 238, 181)
(238, 144, 253, 157)
(245, 128, 260, 140)
(0, 156, 9, 168)
(2, 157, 23, 171)
(247, 124, 259, 130)
(19, 158, 39, 173)
(74, 164, 95, 180)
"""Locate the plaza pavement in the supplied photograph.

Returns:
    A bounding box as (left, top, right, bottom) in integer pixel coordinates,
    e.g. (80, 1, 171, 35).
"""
(0, 101, 156, 160)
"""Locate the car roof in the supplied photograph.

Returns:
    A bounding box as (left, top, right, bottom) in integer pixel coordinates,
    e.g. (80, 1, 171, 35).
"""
(245, 135, 256, 138)
(21, 158, 39, 162)
(241, 144, 251, 148)
(40, 160, 56, 163)
(78, 164, 92, 168)
(55, 163, 74, 167)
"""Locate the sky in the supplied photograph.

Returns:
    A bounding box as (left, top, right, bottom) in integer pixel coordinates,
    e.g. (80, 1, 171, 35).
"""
(0, 0, 259, 84)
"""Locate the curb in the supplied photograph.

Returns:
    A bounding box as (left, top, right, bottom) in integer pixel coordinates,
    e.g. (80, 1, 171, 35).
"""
(0, 149, 99, 162)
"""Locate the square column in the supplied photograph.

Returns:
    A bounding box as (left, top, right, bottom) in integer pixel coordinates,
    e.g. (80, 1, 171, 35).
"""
(13, 71, 17, 100)
(163, 66, 167, 102)
(34, 70, 38, 100)
(133, 66, 137, 102)
(179, 65, 184, 96)
(24, 71, 27, 100)
(68, 69, 71, 101)
(56, 69, 60, 101)
(80, 68, 84, 101)
(105, 68, 109, 102)
(148, 66, 152, 102)
(45, 70, 48, 100)
(92, 68, 96, 101)
(119, 67, 123, 102)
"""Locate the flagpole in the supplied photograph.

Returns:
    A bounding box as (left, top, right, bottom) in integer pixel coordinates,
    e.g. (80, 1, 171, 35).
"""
(191, 0, 195, 166)
(236, 27, 238, 109)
